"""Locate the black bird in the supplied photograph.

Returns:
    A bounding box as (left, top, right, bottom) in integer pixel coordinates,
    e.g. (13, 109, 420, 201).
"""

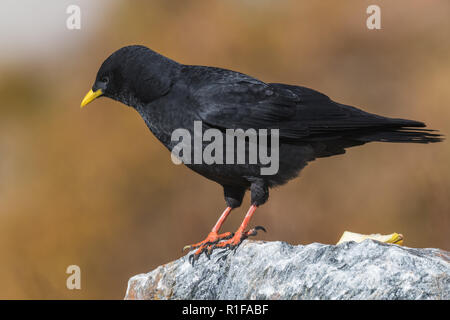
(81, 45, 441, 260)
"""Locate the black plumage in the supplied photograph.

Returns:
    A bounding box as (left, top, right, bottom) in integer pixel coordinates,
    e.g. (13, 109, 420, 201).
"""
(82, 45, 441, 259)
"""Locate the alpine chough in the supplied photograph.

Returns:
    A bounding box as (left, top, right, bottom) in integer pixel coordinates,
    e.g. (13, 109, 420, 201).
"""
(81, 45, 442, 260)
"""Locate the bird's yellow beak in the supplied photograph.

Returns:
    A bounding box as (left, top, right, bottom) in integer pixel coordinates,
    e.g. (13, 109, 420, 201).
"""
(81, 89, 103, 108)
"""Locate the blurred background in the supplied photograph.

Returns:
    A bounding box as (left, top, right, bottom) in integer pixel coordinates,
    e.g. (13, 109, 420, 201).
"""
(0, 0, 448, 299)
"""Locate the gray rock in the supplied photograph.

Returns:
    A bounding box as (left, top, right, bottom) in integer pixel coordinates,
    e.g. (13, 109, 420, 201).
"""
(125, 240, 450, 300)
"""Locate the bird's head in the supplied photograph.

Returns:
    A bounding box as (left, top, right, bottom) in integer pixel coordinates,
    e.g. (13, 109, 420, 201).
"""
(81, 45, 178, 108)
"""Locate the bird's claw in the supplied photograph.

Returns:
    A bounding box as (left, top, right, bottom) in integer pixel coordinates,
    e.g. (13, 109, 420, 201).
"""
(213, 225, 266, 251)
(188, 253, 199, 265)
(182, 231, 233, 252)
(186, 226, 266, 264)
(246, 225, 267, 237)
(184, 231, 234, 263)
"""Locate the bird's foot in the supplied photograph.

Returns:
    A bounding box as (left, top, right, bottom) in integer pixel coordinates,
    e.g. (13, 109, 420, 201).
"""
(183, 231, 233, 254)
(185, 226, 266, 264)
(183, 226, 267, 265)
(214, 226, 266, 250)
(185, 231, 233, 265)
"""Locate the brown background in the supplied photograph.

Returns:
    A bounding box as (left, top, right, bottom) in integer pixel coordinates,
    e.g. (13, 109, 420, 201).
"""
(0, 0, 448, 299)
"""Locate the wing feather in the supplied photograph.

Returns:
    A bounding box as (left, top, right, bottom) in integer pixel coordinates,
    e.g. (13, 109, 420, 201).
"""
(191, 68, 425, 140)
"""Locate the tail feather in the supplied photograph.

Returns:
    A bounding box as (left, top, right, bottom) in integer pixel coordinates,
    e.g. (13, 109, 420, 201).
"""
(347, 116, 443, 143)
(387, 118, 426, 128)
(355, 127, 443, 144)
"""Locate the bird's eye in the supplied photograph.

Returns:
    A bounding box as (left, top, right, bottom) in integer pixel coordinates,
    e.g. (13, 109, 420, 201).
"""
(101, 76, 109, 84)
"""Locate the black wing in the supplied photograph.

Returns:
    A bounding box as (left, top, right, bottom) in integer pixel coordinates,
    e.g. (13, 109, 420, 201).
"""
(192, 69, 429, 141)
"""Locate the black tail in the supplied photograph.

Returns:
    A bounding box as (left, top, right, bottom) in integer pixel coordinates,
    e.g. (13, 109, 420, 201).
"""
(302, 120, 442, 161)
(354, 120, 443, 143)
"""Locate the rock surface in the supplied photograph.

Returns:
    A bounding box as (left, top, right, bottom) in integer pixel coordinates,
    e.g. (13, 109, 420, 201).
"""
(125, 240, 449, 300)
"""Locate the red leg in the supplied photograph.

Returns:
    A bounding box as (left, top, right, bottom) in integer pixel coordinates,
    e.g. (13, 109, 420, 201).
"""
(212, 206, 232, 233)
(183, 207, 233, 254)
(215, 204, 262, 249)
